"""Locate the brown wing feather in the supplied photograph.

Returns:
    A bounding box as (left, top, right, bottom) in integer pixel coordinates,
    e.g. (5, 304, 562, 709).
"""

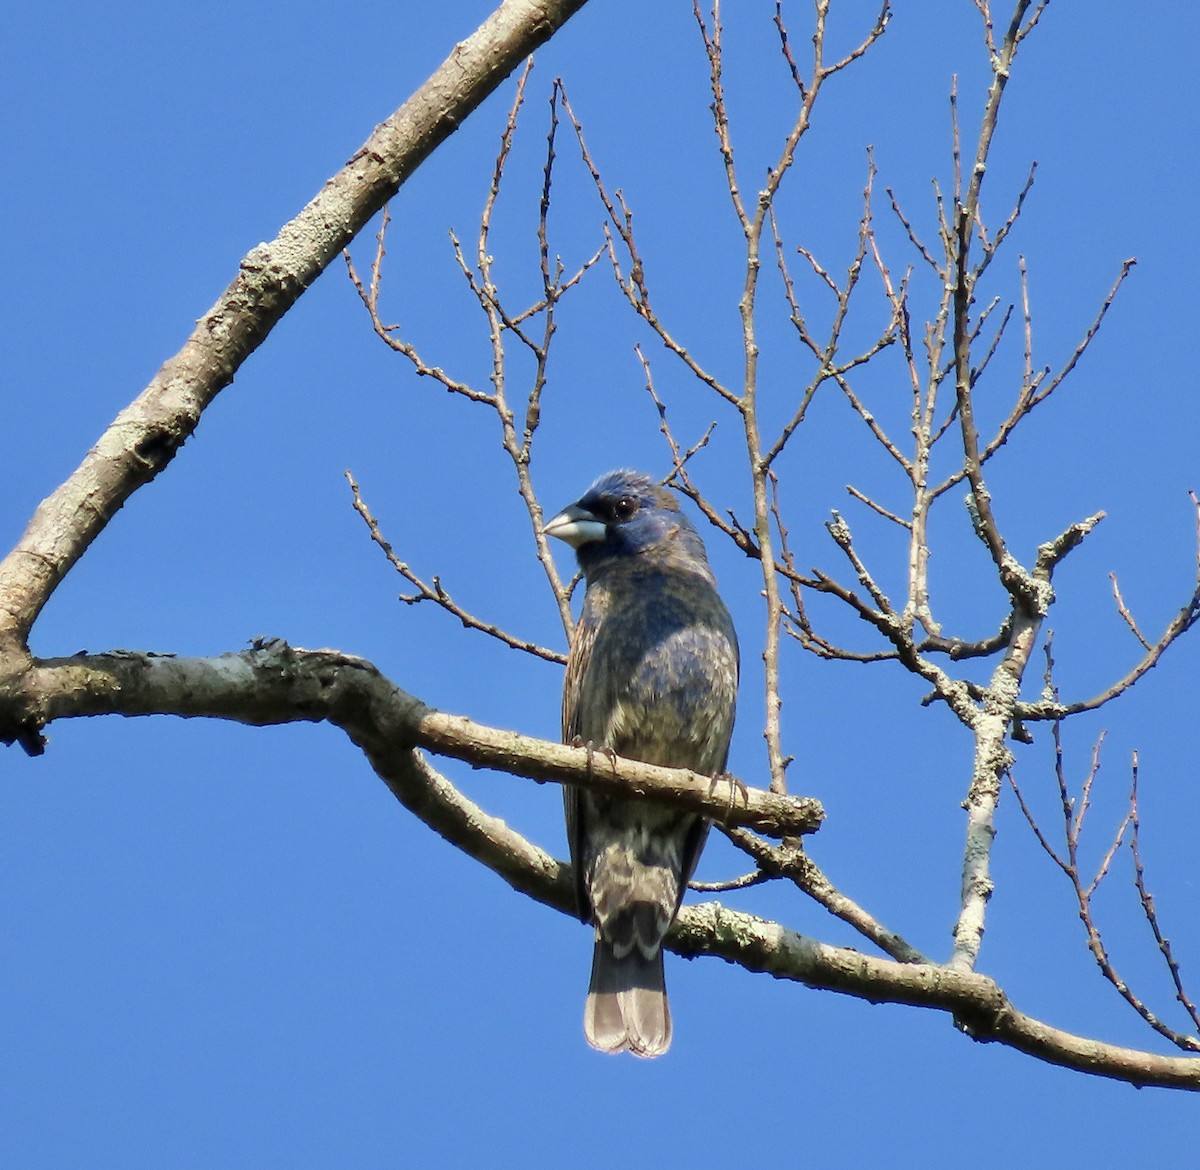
(562, 605, 599, 922)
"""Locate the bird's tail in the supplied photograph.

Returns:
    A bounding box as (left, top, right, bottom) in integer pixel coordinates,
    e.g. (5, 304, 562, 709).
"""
(584, 937, 671, 1058)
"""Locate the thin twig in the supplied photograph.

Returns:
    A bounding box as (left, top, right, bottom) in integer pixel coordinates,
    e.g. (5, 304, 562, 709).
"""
(347, 472, 566, 664)
(1013, 706, 1200, 1052)
(690, 869, 775, 893)
(1020, 496, 1200, 720)
(1130, 754, 1200, 1034)
(720, 825, 930, 964)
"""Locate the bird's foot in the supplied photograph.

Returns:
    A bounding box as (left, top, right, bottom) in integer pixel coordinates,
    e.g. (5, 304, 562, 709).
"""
(570, 735, 596, 778)
(570, 737, 620, 777)
(708, 770, 749, 822)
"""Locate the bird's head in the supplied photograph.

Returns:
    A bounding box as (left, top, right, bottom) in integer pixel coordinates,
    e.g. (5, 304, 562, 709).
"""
(543, 469, 711, 577)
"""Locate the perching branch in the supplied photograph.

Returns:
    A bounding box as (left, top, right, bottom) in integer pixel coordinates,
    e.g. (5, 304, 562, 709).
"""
(6, 639, 1198, 1090)
(3, 642, 821, 839)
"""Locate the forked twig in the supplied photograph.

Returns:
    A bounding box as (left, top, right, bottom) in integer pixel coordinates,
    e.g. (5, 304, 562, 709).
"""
(1130, 754, 1200, 1034)
(1010, 646, 1200, 1050)
(347, 473, 566, 663)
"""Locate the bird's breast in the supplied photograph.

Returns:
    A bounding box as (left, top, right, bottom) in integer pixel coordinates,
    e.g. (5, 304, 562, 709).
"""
(583, 590, 737, 774)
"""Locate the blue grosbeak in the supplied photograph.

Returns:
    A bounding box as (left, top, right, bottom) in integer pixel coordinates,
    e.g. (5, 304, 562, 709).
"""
(545, 469, 739, 1057)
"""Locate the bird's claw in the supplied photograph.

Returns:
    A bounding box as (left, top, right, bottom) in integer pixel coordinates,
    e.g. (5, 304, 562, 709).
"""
(571, 737, 620, 778)
(708, 770, 749, 823)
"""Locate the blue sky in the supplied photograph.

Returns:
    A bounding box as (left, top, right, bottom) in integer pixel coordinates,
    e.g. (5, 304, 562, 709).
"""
(3, 2, 1198, 1164)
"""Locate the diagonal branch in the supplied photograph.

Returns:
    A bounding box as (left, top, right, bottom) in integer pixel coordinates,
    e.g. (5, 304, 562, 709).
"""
(720, 825, 930, 964)
(347, 472, 566, 664)
(0, 0, 593, 652)
(1130, 755, 1200, 1036)
(670, 904, 1200, 1091)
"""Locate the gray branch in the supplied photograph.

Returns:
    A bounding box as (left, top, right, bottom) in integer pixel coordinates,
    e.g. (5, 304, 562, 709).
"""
(11, 642, 823, 840)
(0, 0, 591, 652)
(6, 639, 1197, 1091)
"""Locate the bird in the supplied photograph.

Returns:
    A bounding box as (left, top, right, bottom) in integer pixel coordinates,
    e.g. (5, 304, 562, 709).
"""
(543, 469, 738, 1057)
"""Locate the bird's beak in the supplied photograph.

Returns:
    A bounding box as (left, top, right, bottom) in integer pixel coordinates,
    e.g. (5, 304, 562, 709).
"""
(543, 503, 606, 549)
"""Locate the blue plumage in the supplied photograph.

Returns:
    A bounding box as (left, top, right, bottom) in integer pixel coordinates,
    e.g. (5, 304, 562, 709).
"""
(545, 470, 739, 1057)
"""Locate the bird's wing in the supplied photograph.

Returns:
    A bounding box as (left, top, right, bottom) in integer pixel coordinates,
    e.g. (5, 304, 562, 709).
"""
(561, 607, 594, 746)
(562, 599, 601, 922)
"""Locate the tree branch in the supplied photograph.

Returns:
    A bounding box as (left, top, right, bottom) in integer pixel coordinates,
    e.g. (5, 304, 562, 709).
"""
(670, 903, 1200, 1091)
(6, 642, 823, 839)
(0, 0, 592, 652)
(6, 640, 1197, 1090)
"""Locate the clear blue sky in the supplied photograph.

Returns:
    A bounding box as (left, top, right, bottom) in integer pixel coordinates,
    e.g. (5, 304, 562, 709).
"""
(3, 2, 1198, 1165)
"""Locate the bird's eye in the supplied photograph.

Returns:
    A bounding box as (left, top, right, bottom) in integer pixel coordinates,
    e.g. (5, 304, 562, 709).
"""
(612, 497, 638, 522)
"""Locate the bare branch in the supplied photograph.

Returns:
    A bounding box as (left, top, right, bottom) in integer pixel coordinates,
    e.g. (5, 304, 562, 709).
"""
(0, 0, 594, 653)
(1131, 754, 1200, 1035)
(344, 229, 496, 404)
(1020, 496, 1200, 721)
(1110, 573, 1154, 652)
(887, 185, 943, 275)
(845, 484, 911, 530)
(4, 644, 1200, 1090)
(347, 472, 566, 664)
(775, 478, 895, 664)
(948, 510, 1104, 974)
(670, 902, 1200, 1091)
(694, 0, 749, 231)
(559, 86, 740, 407)
(975, 258, 1138, 470)
(767, 158, 901, 469)
(1014, 710, 1200, 1052)
(9, 644, 824, 839)
(689, 868, 775, 893)
(825, 510, 895, 617)
(721, 826, 930, 964)
(984, 160, 1037, 260)
(350, 70, 615, 641)
(1023, 258, 1137, 412)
